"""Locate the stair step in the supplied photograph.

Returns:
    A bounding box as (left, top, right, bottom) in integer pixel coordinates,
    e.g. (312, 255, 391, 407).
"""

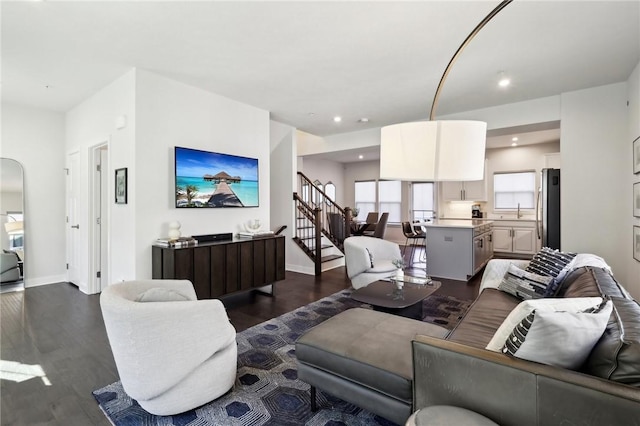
(321, 254, 344, 263)
(297, 225, 314, 230)
(321, 244, 332, 249)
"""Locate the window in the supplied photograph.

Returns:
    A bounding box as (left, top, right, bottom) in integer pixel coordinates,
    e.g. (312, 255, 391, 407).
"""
(411, 182, 435, 221)
(324, 181, 336, 204)
(312, 179, 323, 205)
(354, 181, 376, 221)
(354, 180, 402, 223)
(494, 172, 536, 210)
(378, 180, 401, 223)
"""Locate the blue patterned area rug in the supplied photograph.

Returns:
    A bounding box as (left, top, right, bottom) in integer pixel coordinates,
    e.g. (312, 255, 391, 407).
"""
(93, 290, 471, 426)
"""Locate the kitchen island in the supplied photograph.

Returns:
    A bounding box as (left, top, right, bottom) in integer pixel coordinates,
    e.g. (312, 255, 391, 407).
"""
(424, 219, 493, 281)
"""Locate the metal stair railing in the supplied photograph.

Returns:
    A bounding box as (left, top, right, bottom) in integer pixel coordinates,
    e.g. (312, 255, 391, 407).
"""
(293, 172, 353, 275)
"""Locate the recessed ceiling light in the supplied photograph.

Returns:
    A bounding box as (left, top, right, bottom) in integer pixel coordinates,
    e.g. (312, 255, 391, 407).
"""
(358, 155, 364, 160)
(511, 142, 518, 147)
(333, 116, 342, 123)
(498, 77, 510, 88)
(512, 137, 518, 141)
(358, 118, 369, 123)
(498, 71, 510, 88)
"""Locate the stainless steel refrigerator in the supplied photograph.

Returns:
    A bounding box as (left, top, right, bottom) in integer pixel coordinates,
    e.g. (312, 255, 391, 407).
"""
(536, 168, 561, 250)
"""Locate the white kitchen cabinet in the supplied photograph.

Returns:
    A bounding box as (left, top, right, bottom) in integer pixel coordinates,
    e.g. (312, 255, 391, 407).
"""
(441, 179, 487, 201)
(492, 223, 539, 255)
(425, 220, 493, 281)
(493, 227, 513, 252)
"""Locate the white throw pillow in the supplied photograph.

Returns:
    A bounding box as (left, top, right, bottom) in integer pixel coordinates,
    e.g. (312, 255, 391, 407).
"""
(502, 300, 612, 369)
(486, 297, 603, 352)
(135, 287, 190, 302)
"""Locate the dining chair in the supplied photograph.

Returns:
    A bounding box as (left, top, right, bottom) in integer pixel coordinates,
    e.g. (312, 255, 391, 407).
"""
(402, 221, 426, 266)
(372, 212, 389, 239)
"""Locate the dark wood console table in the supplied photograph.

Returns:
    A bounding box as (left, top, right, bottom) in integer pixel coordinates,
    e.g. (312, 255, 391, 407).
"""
(152, 235, 285, 299)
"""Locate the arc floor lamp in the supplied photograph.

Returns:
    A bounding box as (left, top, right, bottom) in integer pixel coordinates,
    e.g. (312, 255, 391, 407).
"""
(380, 0, 512, 182)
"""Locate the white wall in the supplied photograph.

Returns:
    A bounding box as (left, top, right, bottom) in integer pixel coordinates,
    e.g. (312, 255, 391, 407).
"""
(561, 83, 629, 289)
(298, 127, 380, 156)
(1, 103, 66, 287)
(300, 158, 346, 207)
(134, 70, 271, 279)
(628, 62, 640, 298)
(66, 70, 136, 293)
(270, 120, 308, 272)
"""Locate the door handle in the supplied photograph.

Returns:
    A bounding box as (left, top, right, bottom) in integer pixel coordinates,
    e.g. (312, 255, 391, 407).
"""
(71, 224, 80, 229)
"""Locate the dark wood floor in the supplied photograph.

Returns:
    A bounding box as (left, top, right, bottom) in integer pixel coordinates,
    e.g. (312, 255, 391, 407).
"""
(0, 251, 481, 425)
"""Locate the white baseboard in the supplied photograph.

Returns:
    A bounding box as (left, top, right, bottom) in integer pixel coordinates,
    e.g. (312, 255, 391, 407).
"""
(24, 274, 68, 288)
(286, 264, 315, 275)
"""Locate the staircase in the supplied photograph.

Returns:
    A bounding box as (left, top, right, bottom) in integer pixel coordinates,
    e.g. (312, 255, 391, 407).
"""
(292, 172, 353, 276)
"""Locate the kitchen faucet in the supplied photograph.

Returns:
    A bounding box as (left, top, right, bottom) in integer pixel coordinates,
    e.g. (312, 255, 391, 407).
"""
(517, 203, 522, 219)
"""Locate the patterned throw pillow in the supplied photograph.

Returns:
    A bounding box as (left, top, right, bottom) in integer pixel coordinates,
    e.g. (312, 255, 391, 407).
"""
(502, 300, 612, 369)
(498, 264, 553, 300)
(526, 247, 577, 296)
(486, 296, 604, 352)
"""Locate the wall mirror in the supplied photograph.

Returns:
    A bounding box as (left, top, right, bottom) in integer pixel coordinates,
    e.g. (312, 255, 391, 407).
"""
(1, 158, 25, 292)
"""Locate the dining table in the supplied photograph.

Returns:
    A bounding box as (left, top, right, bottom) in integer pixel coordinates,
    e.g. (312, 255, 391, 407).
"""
(350, 221, 375, 236)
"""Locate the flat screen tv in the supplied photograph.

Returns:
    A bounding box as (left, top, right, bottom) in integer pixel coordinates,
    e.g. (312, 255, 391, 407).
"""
(175, 146, 259, 208)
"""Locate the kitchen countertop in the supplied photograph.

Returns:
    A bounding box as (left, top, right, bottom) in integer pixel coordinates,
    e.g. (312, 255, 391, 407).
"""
(442, 217, 537, 223)
(425, 219, 493, 228)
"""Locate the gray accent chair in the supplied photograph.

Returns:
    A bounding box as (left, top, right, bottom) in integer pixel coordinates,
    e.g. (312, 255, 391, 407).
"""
(0, 252, 20, 282)
(100, 279, 237, 415)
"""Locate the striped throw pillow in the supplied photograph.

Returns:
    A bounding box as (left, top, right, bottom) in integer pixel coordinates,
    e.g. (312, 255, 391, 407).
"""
(526, 247, 577, 296)
(498, 264, 553, 300)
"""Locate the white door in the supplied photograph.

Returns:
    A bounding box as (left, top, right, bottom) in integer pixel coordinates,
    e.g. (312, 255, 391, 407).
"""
(492, 227, 513, 252)
(66, 152, 81, 285)
(93, 145, 109, 292)
(513, 228, 536, 254)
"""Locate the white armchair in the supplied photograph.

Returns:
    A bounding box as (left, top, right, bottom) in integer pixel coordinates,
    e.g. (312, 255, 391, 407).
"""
(100, 279, 237, 415)
(0, 252, 20, 282)
(344, 236, 402, 289)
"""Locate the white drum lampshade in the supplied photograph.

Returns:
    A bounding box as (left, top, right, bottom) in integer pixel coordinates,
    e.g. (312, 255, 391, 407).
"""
(380, 120, 487, 182)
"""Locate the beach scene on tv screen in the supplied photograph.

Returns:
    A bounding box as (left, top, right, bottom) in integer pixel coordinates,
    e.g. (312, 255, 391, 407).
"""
(175, 147, 259, 207)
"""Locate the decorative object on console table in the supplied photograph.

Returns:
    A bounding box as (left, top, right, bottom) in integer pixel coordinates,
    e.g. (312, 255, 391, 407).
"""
(154, 237, 197, 248)
(634, 226, 640, 262)
(633, 136, 640, 174)
(115, 167, 127, 204)
(634, 182, 640, 218)
(168, 221, 181, 239)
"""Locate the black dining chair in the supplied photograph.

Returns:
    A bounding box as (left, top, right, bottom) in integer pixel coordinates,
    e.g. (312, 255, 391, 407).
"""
(402, 221, 425, 266)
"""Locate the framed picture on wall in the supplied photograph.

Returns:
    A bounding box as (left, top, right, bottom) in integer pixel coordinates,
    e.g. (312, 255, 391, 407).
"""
(634, 226, 640, 262)
(115, 168, 128, 204)
(634, 136, 640, 174)
(635, 182, 640, 218)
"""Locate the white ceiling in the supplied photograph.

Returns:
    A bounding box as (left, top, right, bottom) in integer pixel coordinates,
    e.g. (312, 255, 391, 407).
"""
(2, 1, 639, 142)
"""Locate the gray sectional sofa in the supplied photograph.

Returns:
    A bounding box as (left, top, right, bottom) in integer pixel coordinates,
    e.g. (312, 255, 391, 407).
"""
(296, 257, 640, 425)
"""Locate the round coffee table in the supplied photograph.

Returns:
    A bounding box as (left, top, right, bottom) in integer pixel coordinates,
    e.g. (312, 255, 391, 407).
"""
(351, 277, 441, 320)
